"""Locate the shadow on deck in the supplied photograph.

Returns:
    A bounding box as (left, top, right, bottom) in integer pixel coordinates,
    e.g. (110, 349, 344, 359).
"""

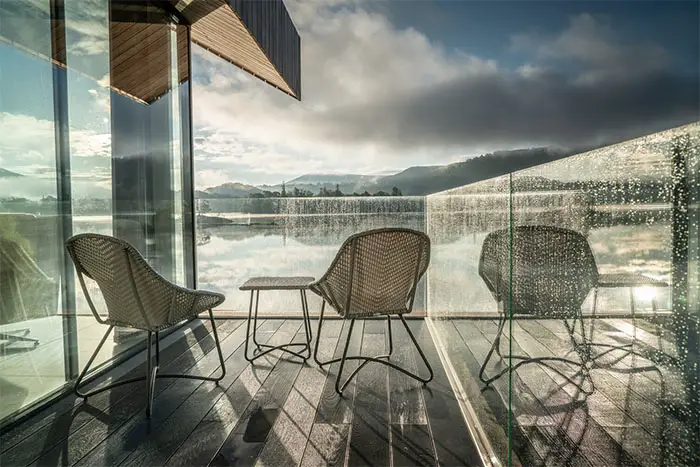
(432, 316, 699, 467)
(0, 318, 482, 467)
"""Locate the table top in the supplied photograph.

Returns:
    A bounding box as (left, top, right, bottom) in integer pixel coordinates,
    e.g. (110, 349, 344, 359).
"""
(597, 273, 668, 287)
(239, 276, 315, 291)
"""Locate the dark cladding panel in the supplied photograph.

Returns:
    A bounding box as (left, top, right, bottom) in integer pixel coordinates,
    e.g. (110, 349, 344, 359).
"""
(227, 0, 300, 98)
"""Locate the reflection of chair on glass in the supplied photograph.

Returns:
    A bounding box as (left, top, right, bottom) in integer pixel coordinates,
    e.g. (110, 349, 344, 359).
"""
(311, 228, 433, 395)
(65, 233, 226, 417)
(0, 238, 57, 348)
(478, 225, 598, 392)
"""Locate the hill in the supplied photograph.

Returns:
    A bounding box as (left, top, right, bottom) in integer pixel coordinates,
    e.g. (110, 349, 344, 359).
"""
(0, 168, 24, 178)
(197, 145, 599, 198)
(365, 146, 589, 195)
(260, 174, 381, 195)
(195, 182, 261, 199)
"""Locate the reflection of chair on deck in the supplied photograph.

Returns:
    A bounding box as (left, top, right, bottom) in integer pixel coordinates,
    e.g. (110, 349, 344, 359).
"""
(311, 228, 433, 395)
(477, 225, 599, 393)
(0, 238, 57, 348)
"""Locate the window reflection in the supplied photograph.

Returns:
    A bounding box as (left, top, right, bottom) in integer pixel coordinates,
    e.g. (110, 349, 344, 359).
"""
(0, 0, 192, 424)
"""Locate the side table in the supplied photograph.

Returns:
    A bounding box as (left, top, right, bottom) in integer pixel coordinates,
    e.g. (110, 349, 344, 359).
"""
(239, 276, 314, 362)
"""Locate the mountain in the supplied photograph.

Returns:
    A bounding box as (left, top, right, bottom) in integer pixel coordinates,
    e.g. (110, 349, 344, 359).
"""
(198, 145, 599, 198)
(0, 168, 24, 178)
(288, 174, 377, 185)
(364, 146, 593, 195)
(195, 182, 261, 199)
(261, 173, 381, 195)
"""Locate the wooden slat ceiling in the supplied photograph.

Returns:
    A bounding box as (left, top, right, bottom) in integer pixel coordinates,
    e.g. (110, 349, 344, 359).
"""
(108, 22, 189, 105)
(175, 0, 300, 99)
(44, 19, 189, 105)
(1, 0, 300, 104)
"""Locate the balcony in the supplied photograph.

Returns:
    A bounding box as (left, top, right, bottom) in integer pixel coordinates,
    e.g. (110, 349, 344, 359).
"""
(2, 116, 698, 466)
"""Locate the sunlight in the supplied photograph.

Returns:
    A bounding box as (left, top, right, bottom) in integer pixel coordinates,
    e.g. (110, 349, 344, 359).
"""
(634, 286, 657, 302)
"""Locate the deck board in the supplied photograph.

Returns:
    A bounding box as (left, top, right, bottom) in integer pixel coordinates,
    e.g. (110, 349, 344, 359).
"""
(443, 317, 696, 467)
(346, 322, 391, 466)
(0, 318, 480, 467)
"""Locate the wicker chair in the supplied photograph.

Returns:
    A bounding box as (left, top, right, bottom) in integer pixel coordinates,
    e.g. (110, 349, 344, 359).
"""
(310, 228, 433, 395)
(478, 225, 599, 393)
(65, 233, 226, 417)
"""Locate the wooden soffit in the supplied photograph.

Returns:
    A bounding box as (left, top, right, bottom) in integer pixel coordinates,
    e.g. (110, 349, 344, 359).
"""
(173, 0, 301, 100)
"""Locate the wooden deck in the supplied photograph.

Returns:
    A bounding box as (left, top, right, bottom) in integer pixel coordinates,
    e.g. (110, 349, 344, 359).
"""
(432, 317, 699, 467)
(0, 318, 482, 467)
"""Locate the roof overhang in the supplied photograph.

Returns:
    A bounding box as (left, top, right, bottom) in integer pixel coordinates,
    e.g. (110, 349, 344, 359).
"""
(172, 0, 301, 100)
(0, 0, 300, 103)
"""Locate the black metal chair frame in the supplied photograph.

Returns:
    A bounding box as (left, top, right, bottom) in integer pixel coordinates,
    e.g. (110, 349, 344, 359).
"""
(313, 301, 433, 394)
(477, 226, 670, 394)
(67, 233, 227, 418)
(73, 309, 226, 417)
(310, 228, 434, 395)
(478, 310, 597, 395)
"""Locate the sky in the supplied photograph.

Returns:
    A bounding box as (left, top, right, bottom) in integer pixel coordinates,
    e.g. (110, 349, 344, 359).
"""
(191, 0, 700, 187)
(1, 0, 698, 196)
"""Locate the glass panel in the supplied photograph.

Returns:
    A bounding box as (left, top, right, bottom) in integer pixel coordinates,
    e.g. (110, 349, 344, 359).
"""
(0, 0, 65, 421)
(508, 124, 698, 466)
(194, 195, 427, 315)
(425, 175, 512, 460)
(426, 122, 700, 466)
(0, 0, 194, 425)
(72, 3, 192, 364)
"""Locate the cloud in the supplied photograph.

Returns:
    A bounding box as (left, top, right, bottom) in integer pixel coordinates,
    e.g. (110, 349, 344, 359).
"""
(192, 6, 698, 185)
(511, 13, 671, 82)
(0, 112, 112, 199)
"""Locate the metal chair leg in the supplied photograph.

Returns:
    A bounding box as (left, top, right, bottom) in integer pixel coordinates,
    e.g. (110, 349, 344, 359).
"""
(335, 319, 356, 395)
(479, 316, 506, 383)
(146, 332, 155, 418)
(75, 314, 227, 416)
(387, 316, 393, 356)
(301, 290, 312, 359)
(208, 309, 226, 381)
(155, 331, 160, 367)
(160, 309, 227, 381)
(252, 290, 262, 349)
(245, 291, 255, 362)
(328, 315, 433, 395)
(313, 300, 327, 366)
(75, 325, 119, 398)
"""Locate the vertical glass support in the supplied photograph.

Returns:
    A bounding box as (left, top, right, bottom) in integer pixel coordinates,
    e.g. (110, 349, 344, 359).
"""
(670, 134, 699, 441)
(49, 0, 78, 382)
(169, 25, 184, 284)
(184, 26, 196, 289)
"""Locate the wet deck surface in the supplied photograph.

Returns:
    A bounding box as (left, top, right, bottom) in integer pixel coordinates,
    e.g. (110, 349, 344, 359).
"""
(0, 318, 481, 467)
(433, 317, 699, 467)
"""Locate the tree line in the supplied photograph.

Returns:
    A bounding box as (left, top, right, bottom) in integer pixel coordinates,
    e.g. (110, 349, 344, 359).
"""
(249, 183, 403, 199)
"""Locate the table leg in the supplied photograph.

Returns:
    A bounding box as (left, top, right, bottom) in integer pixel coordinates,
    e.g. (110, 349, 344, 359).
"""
(252, 289, 262, 350)
(301, 289, 312, 359)
(245, 290, 255, 361)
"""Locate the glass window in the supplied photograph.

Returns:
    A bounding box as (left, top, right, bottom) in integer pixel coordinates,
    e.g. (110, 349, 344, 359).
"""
(0, 0, 194, 425)
(0, 0, 65, 422)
